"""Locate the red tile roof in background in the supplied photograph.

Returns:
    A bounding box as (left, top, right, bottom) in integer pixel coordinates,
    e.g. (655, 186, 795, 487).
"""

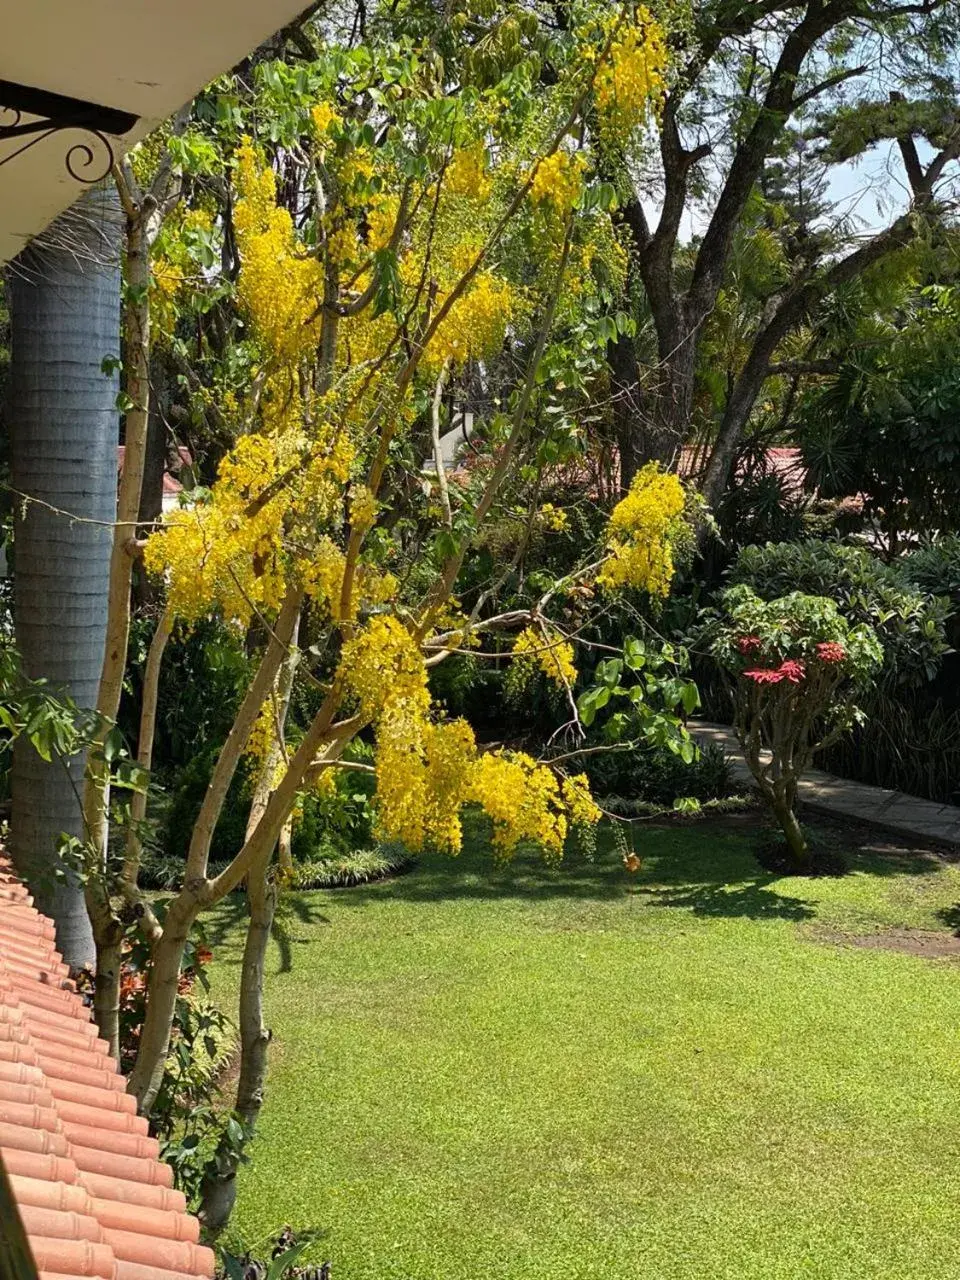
(0, 854, 214, 1280)
(116, 446, 192, 499)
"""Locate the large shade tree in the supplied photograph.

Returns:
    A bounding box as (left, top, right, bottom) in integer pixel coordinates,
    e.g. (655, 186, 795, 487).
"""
(603, 0, 960, 504)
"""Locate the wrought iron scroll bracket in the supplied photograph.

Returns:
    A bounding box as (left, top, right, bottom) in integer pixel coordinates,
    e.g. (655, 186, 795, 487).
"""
(0, 79, 139, 184)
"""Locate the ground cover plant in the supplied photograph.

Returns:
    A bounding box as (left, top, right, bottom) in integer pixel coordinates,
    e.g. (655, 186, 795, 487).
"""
(208, 816, 960, 1280)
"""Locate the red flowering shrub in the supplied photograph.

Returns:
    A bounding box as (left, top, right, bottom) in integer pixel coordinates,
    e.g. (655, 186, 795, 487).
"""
(712, 587, 882, 869)
(816, 641, 846, 663)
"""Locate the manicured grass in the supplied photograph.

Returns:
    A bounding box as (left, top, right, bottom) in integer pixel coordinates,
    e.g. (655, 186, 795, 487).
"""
(209, 819, 960, 1279)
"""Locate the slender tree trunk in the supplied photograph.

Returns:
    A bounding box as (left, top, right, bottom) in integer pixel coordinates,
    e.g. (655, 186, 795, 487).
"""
(120, 604, 172, 955)
(84, 190, 154, 1052)
(608, 333, 644, 494)
(199, 863, 276, 1234)
(8, 186, 122, 969)
(128, 590, 304, 1111)
(133, 350, 170, 605)
(770, 792, 809, 867)
(201, 618, 301, 1232)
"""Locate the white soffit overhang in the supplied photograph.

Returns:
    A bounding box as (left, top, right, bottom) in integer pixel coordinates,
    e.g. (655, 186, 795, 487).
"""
(0, 0, 310, 263)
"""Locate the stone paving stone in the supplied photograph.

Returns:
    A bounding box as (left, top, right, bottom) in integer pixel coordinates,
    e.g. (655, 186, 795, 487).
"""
(692, 720, 960, 849)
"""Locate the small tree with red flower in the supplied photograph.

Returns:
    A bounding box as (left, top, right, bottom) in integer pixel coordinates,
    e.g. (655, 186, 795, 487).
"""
(712, 587, 883, 869)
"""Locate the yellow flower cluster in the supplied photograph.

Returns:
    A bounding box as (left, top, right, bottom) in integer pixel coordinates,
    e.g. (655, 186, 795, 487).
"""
(311, 101, 341, 140)
(530, 151, 587, 215)
(144, 417, 359, 626)
(337, 617, 600, 857)
(339, 616, 431, 724)
(561, 773, 602, 827)
(446, 144, 492, 201)
(350, 486, 378, 533)
(510, 626, 578, 690)
(302, 536, 398, 623)
(375, 712, 477, 853)
(245, 698, 286, 787)
(366, 194, 401, 253)
(597, 463, 686, 596)
(468, 751, 569, 860)
(538, 502, 569, 532)
(426, 268, 515, 371)
(144, 434, 292, 625)
(594, 11, 668, 140)
(233, 138, 323, 364)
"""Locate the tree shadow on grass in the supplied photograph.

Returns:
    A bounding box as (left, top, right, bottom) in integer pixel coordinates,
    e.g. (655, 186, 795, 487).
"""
(204, 891, 330, 973)
(201, 817, 951, 948)
(641, 879, 816, 921)
(935, 903, 960, 933)
(333, 822, 820, 921)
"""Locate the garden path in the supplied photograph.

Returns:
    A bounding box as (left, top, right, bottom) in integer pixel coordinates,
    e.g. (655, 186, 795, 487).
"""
(693, 721, 960, 850)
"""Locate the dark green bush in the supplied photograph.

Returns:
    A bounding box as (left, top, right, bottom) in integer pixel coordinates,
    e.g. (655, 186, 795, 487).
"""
(290, 740, 377, 860)
(903, 536, 960, 602)
(728, 540, 951, 687)
(581, 740, 733, 806)
(161, 747, 251, 864)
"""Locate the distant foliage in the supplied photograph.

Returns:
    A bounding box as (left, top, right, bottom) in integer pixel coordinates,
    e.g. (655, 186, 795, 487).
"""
(728, 540, 950, 687)
(800, 285, 960, 549)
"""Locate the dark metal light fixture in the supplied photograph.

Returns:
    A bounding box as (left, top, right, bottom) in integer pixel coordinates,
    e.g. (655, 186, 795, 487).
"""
(0, 79, 139, 182)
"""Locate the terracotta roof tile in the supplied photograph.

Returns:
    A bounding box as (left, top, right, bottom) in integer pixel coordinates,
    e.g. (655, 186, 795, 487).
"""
(0, 855, 214, 1280)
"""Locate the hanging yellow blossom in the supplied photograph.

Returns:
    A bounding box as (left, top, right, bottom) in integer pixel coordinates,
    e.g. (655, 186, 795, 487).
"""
(425, 269, 515, 371)
(509, 626, 578, 690)
(143, 434, 292, 625)
(233, 137, 324, 364)
(311, 101, 341, 139)
(594, 10, 668, 140)
(350, 486, 378, 533)
(339, 616, 431, 724)
(468, 751, 569, 860)
(538, 502, 569, 532)
(561, 773, 602, 827)
(530, 150, 587, 215)
(374, 712, 477, 853)
(446, 144, 492, 201)
(366, 194, 401, 252)
(597, 463, 686, 596)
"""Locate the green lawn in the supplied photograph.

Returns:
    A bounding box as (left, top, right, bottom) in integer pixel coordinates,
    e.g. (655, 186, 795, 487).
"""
(209, 819, 960, 1279)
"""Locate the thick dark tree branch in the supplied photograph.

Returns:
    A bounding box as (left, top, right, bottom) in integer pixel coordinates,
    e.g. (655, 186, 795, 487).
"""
(791, 64, 868, 110)
(687, 0, 854, 323)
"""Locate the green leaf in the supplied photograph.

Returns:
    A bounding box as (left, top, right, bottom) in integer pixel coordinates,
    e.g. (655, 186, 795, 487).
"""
(680, 682, 701, 715)
(266, 1243, 313, 1279)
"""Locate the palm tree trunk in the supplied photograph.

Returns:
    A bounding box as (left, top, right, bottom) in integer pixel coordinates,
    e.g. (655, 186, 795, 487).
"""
(7, 186, 122, 969)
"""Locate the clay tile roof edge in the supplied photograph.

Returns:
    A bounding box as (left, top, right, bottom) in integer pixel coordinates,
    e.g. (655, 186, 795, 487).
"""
(0, 859, 214, 1279)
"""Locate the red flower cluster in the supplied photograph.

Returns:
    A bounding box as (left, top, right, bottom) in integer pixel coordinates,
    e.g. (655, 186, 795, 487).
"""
(743, 659, 806, 686)
(736, 634, 761, 656)
(816, 641, 846, 664)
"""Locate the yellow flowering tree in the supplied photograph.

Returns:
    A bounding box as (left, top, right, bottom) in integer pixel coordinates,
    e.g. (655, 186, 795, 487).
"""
(84, 2, 680, 1228)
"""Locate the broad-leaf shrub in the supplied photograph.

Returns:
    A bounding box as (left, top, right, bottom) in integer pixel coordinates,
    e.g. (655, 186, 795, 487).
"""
(728, 540, 949, 687)
(712, 587, 882, 866)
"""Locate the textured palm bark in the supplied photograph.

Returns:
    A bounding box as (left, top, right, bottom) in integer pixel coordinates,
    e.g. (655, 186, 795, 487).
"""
(8, 185, 122, 969)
